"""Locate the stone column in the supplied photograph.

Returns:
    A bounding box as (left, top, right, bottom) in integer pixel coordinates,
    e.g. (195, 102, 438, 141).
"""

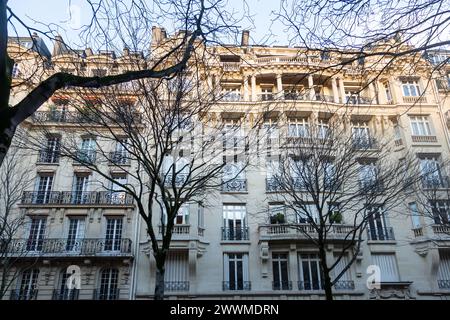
(289, 245, 299, 289)
(243, 75, 249, 101)
(251, 75, 257, 102)
(376, 80, 387, 104)
(369, 82, 377, 104)
(331, 77, 339, 103)
(308, 74, 315, 100)
(276, 73, 283, 99)
(339, 77, 346, 104)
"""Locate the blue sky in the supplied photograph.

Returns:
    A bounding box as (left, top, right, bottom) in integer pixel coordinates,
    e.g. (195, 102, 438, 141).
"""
(8, 0, 289, 50)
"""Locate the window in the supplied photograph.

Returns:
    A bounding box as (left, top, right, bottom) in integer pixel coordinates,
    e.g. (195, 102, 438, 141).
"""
(222, 205, 247, 240)
(410, 116, 432, 136)
(359, 162, 378, 188)
(367, 206, 392, 240)
(333, 254, 353, 289)
(26, 217, 46, 251)
(288, 118, 309, 137)
(329, 203, 343, 224)
(91, 68, 107, 77)
(11, 62, 20, 78)
(176, 204, 190, 225)
(39, 136, 60, 163)
(111, 138, 128, 165)
(263, 121, 279, 139)
(222, 87, 241, 102)
(222, 161, 246, 192)
(98, 268, 119, 300)
(345, 90, 360, 104)
(272, 253, 290, 290)
(66, 217, 85, 252)
(260, 87, 273, 101)
(296, 204, 319, 224)
(290, 158, 308, 189)
(402, 80, 421, 96)
(104, 217, 123, 251)
(35, 174, 53, 204)
(164, 251, 189, 291)
(352, 122, 371, 148)
(222, 120, 245, 149)
(162, 154, 190, 186)
(223, 253, 250, 290)
(78, 137, 96, 163)
(55, 269, 79, 300)
(111, 174, 127, 204)
(269, 204, 285, 224)
(15, 269, 39, 300)
(384, 83, 393, 102)
(371, 253, 400, 282)
(420, 156, 442, 188)
(266, 159, 280, 179)
(431, 201, 450, 225)
(408, 202, 421, 229)
(298, 253, 323, 290)
(324, 161, 336, 190)
(198, 205, 205, 229)
(317, 119, 330, 139)
(438, 251, 450, 288)
(72, 173, 89, 204)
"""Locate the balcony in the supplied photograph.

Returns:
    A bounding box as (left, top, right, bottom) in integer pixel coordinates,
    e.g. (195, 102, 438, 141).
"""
(222, 227, 249, 241)
(298, 281, 323, 291)
(10, 289, 38, 300)
(5, 238, 133, 257)
(73, 150, 96, 164)
(165, 174, 189, 188)
(52, 289, 79, 300)
(221, 62, 241, 71)
(37, 149, 60, 164)
(272, 281, 292, 290)
(159, 224, 191, 235)
(93, 288, 120, 300)
(109, 151, 130, 166)
(334, 280, 355, 290)
(411, 135, 437, 143)
(221, 92, 242, 102)
(438, 279, 450, 289)
(222, 281, 251, 291)
(266, 177, 283, 192)
(21, 191, 134, 206)
(164, 281, 190, 291)
(402, 96, 427, 104)
(345, 96, 374, 105)
(352, 137, 378, 150)
(412, 227, 424, 238)
(432, 224, 450, 235)
(367, 227, 395, 241)
(221, 178, 247, 192)
(259, 223, 355, 242)
(258, 93, 275, 101)
(359, 180, 384, 193)
(422, 176, 450, 189)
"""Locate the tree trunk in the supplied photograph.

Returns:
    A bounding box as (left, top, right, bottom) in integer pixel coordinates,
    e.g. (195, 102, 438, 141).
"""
(318, 246, 333, 301)
(154, 254, 166, 300)
(0, 117, 16, 167)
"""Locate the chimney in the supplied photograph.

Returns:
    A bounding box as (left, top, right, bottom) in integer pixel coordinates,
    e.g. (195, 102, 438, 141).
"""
(241, 30, 250, 46)
(151, 26, 162, 47)
(161, 28, 167, 39)
(123, 47, 130, 56)
(52, 35, 68, 56)
(84, 48, 93, 56)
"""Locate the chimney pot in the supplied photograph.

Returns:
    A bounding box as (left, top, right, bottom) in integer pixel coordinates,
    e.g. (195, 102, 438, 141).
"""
(241, 30, 250, 46)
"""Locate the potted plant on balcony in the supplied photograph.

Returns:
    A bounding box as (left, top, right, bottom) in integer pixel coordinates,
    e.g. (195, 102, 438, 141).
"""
(329, 211, 343, 224)
(270, 212, 286, 224)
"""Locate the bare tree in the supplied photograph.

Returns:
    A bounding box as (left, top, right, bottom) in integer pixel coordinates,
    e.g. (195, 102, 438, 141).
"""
(2, 0, 247, 167)
(0, 141, 34, 299)
(27, 62, 257, 299)
(262, 113, 418, 300)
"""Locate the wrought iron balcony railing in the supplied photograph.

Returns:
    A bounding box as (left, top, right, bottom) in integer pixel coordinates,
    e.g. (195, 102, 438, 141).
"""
(37, 149, 60, 164)
(5, 238, 132, 256)
(352, 137, 378, 149)
(221, 179, 247, 192)
(52, 289, 80, 300)
(31, 111, 142, 124)
(164, 281, 190, 291)
(109, 151, 130, 165)
(93, 288, 120, 300)
(298, 280, 323, 291)
(10, 289, 38, 300)
(21, 191, 134, 206)
(334, 280, 355, 290)
(367, 227, 395, 241)
(73, 150, 96, 164)
(422, 176, 450, 189)
(359, 180, 384, 193)
(222, 281, 251, 291)
(438, 279, 450, 289)
(266, 177, 283, 192)
(272, 281, 293, 290)
(165, 174, 189, 187)
(222, 227, 249, 241)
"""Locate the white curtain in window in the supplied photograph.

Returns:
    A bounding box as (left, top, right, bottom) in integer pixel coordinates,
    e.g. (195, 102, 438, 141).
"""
(371, 253, 400, 282)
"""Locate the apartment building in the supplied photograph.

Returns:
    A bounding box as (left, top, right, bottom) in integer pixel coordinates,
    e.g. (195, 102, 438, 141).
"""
(3, 29, 450, 300)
